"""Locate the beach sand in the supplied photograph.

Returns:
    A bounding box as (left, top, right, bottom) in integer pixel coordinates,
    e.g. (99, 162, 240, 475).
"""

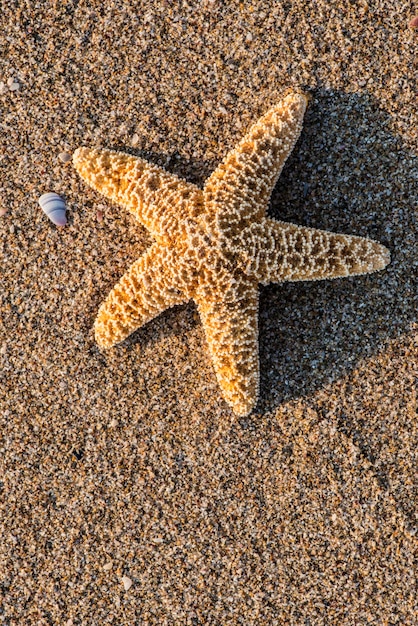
(0, 0, 417, 623)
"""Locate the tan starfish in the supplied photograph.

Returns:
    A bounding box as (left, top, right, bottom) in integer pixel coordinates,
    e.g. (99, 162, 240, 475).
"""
(73, 93, 390, 416)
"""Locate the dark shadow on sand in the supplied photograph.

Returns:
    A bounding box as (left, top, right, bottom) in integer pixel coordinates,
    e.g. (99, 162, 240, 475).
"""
(255, 90, 416, 411)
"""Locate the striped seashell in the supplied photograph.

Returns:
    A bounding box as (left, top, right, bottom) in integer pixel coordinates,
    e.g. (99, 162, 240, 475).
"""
(38, 192, 67, 226)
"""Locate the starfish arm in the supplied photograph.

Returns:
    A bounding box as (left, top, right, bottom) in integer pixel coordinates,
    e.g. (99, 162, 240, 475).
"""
(196, 275, 259, 416)
(94, 243, 188, 348)
(73, 147, 204, 241)
(237, 218, 390, 283)
(203, 93, 307, 233)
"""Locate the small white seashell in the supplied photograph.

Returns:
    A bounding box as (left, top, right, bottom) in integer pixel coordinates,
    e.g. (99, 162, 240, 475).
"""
(38, 192, 67, 226)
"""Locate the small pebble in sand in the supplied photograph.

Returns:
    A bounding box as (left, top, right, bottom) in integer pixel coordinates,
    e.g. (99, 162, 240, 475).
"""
(122, 576, 132, 591)
(96, 209, 104, 222)
(131, 133, 140, 147)
(103, 561, 113, 571)
(58, 151, 72, 164)
(0, 82, 7, 95)
(9, 224, 15, 234)
(7, 77, 20, 91)
(109, 419, 118, 428)
(409, 16, 418, 28)
(0, 206, 9, 216)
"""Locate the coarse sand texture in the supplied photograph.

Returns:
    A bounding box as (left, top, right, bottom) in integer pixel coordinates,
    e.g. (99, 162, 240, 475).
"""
(0, 0, 417, 623)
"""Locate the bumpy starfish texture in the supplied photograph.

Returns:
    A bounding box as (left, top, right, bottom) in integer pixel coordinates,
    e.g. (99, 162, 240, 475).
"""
(73, 93, 390, 416)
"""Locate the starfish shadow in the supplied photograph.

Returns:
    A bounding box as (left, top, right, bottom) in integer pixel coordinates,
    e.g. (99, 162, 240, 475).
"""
(251, 90, 416, 412)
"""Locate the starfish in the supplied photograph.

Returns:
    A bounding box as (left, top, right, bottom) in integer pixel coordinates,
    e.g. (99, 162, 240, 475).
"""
(73, 93, 390, 416)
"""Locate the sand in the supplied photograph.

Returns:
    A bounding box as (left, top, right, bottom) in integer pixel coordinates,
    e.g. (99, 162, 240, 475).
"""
(0, 0, 417, 623)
